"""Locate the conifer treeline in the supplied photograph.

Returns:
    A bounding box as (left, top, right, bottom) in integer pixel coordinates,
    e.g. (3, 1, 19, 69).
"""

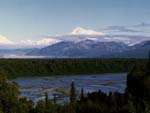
(0, 58, 146, 79)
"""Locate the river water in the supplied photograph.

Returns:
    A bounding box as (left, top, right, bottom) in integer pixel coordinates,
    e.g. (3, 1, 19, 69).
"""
(13, 73, 127, 103)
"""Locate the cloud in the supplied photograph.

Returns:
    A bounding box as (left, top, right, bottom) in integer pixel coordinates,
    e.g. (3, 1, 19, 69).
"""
(104, 36, 131, 44)
(133, 22, 150, 27)
(107, 34, 150, 45)
(44, 27, 150, 45)
(47, 33, 150, 46)
(104, 25, 142, 33)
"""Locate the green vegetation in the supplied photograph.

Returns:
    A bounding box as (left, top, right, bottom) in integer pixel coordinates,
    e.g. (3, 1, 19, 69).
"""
(0, 73, 34, 113)
(0, 56, 150, 113)
(0, 58, 147, 79)
(0, 72, 129, 113)
(127, 52, 150, 113)
(0, 57, 150, 113)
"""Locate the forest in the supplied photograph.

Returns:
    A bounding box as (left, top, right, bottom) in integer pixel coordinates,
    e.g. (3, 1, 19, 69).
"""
(0, 57, 150, 113)
(0, 58, 147, 79)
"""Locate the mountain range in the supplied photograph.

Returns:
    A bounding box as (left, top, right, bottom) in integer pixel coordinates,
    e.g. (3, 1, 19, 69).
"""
(27, 40, 129, 57)
(26, 39, 150, 58)
(0, 27, 150, 58)
(103, 40, 150, 58)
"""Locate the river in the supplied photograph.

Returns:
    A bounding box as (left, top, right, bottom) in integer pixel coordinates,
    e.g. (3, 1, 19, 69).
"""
(13, 73, 127, 103)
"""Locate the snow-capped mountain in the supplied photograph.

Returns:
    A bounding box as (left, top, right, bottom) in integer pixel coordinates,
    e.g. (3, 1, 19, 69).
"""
(17, 38, 60, 48)
(27, 40, 130, 57)
(27, 38, 150, 58)
(0, 37, 60, 49)
(0, 27, 105, 49)
(0, 27, 146, 49)
(71, 27, 105, 35)
(103, 40, 150, 58)
(0, 35, 13, 44)
(41, 27, 133, 44)
(1, 27, 150, 58)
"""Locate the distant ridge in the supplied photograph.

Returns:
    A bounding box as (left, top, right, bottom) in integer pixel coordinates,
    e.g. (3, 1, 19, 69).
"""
(27, 40, 150, 58)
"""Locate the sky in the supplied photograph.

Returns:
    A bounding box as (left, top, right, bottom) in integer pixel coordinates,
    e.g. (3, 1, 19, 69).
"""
(0, 0, 150, 42)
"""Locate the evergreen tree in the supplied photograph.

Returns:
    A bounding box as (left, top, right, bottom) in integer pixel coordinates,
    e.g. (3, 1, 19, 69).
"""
(145, 50, 150, 76)
(70, 81, 77, 104)
(45, 92, 49, 113)
(45, 92, 48, 104)
(127, 50, 150, 113)
(80, 88, 84, 101)
(0, 72, 20, 113)
(53, 94, 57, 104)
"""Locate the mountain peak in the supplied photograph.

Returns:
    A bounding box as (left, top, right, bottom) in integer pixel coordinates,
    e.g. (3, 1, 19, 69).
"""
(0, 35, 13, 44)
(71, 27, 105, 35)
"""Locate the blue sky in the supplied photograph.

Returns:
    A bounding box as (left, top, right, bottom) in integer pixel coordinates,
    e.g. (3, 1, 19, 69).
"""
(0, 0, 150, 41)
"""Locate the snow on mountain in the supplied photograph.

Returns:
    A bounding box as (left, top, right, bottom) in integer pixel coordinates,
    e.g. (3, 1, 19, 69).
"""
(52, 27, 136, 44)
(18, 38, 60, 48)
(0, 27, 147, 49)
(27, 39, 129, 57)
(0, 34, 61, 49)
(71, 27, 105, 35)
(0, 35, 13, 44)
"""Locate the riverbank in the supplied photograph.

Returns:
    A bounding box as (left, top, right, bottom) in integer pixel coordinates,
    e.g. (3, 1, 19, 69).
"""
(0, 58, 147, 79)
